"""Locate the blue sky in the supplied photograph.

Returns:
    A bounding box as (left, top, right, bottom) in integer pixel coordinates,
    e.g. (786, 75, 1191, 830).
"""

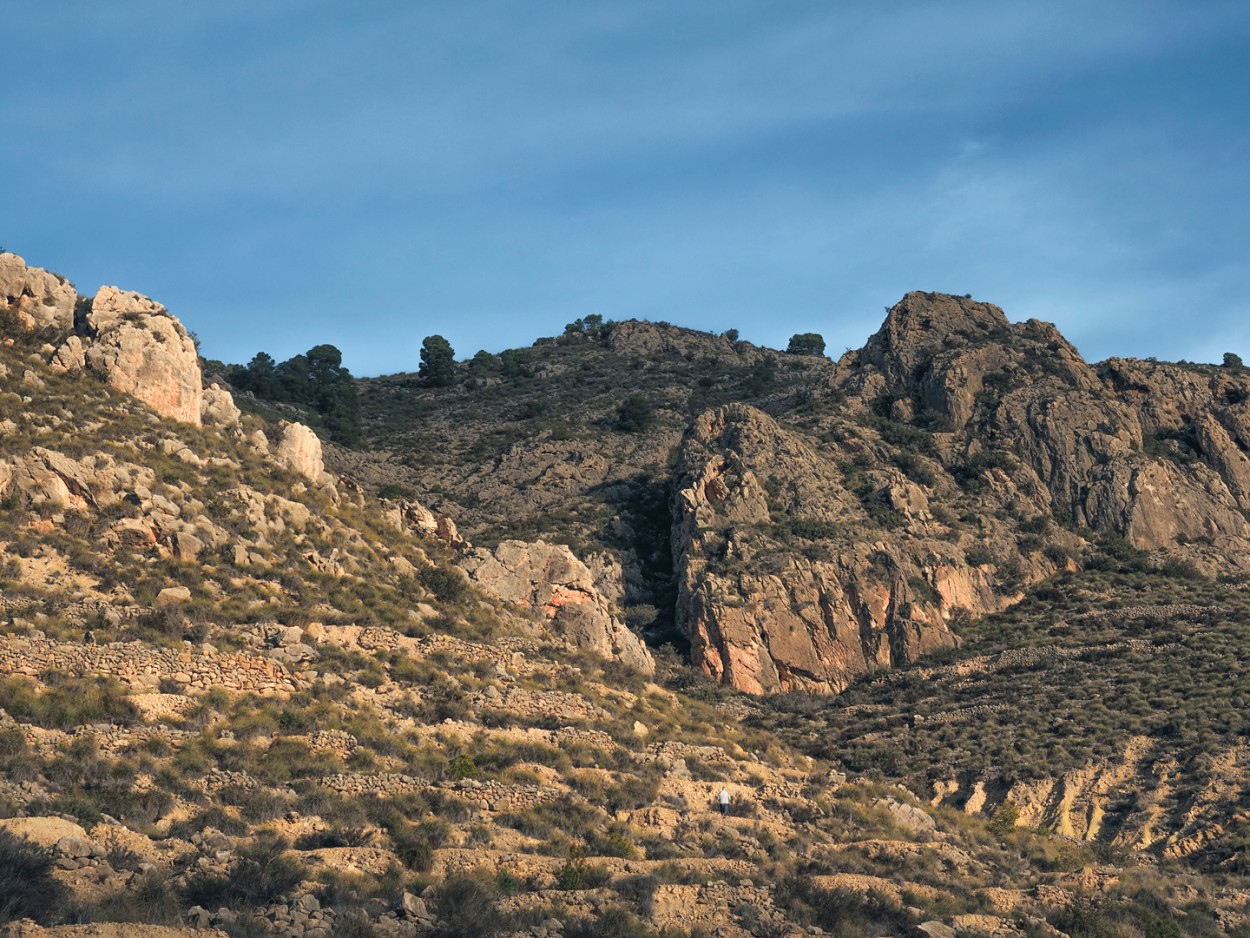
(4, 1, 1248, 376)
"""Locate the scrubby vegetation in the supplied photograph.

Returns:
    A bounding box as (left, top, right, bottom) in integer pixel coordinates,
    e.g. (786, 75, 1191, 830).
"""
(6, 284, 1250, 935)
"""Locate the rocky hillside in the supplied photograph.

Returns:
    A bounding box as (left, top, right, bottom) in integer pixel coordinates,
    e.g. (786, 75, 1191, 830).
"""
(669, 293, 1250, 697)
(353, 291, 1250, 699)
(345, 284, 1250, 887)
(4, 250, 1250, 937)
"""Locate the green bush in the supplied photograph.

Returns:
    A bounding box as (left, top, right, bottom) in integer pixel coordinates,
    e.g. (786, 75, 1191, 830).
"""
(447, 751, 479, 780)
(431, 872, 506, 937)
(556, 847, 610, 890)
(419, 564, 470, 604)
(616, 393, 655, 433)
(0, 830, 68, 924)
(182, 833, 303, 910)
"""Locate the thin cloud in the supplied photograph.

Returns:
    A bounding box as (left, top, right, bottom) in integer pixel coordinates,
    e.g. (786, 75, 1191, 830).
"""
(3, 1, 1248, 374)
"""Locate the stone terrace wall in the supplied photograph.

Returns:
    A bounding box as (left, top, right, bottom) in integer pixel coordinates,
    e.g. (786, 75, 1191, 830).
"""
(0, 635, 300, 695)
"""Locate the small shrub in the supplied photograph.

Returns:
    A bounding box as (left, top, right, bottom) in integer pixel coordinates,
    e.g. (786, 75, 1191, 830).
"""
(989, 801, 1020, 836)
(556, 846, 611, 890)
(431, 871, 505, 938)
(616, 393, 654, 433)
(295, 826, 371, 850)
(93, 867, 184, 925)
(419, 565, 470, 604)
(391, 819, 448, 873)
(0, 830, 68, 924)
(563, 907, 652, 938)
(774, 874, 916, 934)
(182, 833, 303, 910)
(447, 751, 479, 780)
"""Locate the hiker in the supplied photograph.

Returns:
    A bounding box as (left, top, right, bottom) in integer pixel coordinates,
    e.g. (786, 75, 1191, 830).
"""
(717, 786, 730, 817)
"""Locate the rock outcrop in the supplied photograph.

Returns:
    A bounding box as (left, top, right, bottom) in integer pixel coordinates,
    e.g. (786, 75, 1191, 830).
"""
(0, 445, 226, 562)
(48, 335, 85, 374)
(671, 405, 975, 695)
(0, 252, 77, 332)
(80, 286, 203, 425)
(844, 292, 1250, 566)
(86, 285, 168, 328)
(386, 498, 466, 549)
(608, 319, 772, 366)
(200, 382, 241, 428)
(275, 421, 327, 484)
(459, 539, 655, 674)
(671, 293, 1250, 694)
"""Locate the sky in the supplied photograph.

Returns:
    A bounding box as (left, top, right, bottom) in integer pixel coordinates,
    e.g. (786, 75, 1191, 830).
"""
(3, 1, 1249, 377)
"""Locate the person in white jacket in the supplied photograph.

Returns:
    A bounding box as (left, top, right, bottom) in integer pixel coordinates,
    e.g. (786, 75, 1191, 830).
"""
(717, 787, 731, 817)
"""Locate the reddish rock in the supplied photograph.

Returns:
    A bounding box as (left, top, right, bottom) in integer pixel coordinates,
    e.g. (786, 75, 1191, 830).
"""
(460, 539, 655, 674)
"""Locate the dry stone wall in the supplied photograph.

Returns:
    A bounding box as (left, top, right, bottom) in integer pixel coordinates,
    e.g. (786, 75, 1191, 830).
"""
(470, 686, 611, 723)
(0, 634, 300, 695)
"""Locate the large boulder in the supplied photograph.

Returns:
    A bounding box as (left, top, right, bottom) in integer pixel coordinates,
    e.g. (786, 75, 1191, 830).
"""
(0, 447, 113, 510)
(275, 421, 326, 483)
(82, 286, 203, 425)
(48, 335, 86, 374)
(0, 252, 77, 332)
(459, 539, 655, 674)
(201, 382, 241, 428)
(388, 498, 466, 549)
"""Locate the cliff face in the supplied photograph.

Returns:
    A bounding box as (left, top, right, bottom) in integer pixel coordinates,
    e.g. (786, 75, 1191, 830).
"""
(345, 288, 1250, 698)
(846, 292, 1250, 564)
(671, 405, 972, 695)
(670, 293, 1250, 694)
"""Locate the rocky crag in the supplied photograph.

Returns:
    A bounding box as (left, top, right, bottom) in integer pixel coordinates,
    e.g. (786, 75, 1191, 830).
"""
(669, 293, 1250, 695)
(354, 291, 1250, 698)
(344, 284, 1250, 886)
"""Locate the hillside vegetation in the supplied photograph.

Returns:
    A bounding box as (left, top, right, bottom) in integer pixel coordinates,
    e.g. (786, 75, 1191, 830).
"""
(2, 251, 1250, 935)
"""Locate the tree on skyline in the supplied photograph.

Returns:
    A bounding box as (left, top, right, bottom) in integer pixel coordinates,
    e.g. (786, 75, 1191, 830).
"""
(786, 333, 826, 357)
(420, 335, 456, 387)
(226, 344, 360, 444)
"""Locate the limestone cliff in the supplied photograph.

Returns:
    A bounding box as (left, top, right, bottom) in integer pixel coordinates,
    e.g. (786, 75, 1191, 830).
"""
(671, 405, 992, 695)
(843, 292, 1250, 567)
(459, 539, 655, 675)
(672, 293, 1250, 694)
